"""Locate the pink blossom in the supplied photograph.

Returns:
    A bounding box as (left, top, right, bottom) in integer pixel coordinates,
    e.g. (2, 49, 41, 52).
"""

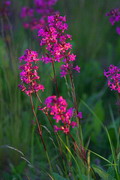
(106, 8, 120, 35)
(40, 96, 79, 134)
(77, 112, 82, 119)
(20, 0, 58, 31)
(18, 49, 45, 96)
(70, 121, 77, 128)
(38, 14, 81, 77)
(116, 27, 120, 35)
(20, 7, 34, 18)
(73, 65, 81, 73)
(104, 64, 120, 93)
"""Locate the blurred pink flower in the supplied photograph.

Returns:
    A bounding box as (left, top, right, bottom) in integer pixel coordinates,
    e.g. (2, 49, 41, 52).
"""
(104, 64, 120, 93)
(106, 8, 120, 35)
(20, 0, 58, 31)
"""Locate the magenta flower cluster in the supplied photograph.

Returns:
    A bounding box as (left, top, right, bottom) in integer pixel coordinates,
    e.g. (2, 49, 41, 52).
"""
(104, 64, 120, 93)
(34, 0, 58, 14)
(38, 14, 80, 77)
(106, 8, 120, 35)
(40, 96, 80, 134)
(18, 49, 45, 96)
(20, 0, 58, 31)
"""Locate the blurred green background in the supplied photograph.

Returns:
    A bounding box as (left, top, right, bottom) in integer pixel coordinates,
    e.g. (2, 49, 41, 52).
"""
(0, 0, 120, 179)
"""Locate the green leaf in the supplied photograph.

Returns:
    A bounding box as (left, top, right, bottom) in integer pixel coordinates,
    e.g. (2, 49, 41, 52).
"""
(81, 174, 94, 180)
(107, 165, 115, 179)
(91, 100, 104, 141)
(93, 166, 115, 180)
(52, 173, 67, 180)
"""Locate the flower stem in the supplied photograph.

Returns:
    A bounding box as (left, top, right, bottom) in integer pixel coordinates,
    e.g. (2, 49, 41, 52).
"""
(68, 71, 84, 145)
(30, 95, 46, 151)
(52, 61, 59, 96)
(69, 72, 78, 115)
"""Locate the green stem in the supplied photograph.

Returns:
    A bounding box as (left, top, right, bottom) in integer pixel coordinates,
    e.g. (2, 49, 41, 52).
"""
(31, 125, 35, 164)
(52, 61, 59, 96)
(46, 151, 52, 173)
(68, 71, 83, 145)
(30, 95, 46, 151)
(69, 72, 78, 115)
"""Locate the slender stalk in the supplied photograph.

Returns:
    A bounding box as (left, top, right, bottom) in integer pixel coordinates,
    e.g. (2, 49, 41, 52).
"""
(69, 71, 78, 115)
(46, 151, 52, 172)
(30, 95, 46, 151)
(51, 61, 59, 96)
(64, 76, 71, 98)
(69, 133, 87, 164)
(36, 92, 42, 104)
(31, 125, 35, 164)
(30, 94, 55, 175)
(87, 150, 91, 180)
(68, 71, 84, 145)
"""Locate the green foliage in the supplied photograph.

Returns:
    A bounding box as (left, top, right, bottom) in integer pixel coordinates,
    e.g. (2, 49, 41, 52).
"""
(92, 100, 105, 142)
(52, 173, 67, 180)
(93, 166, 116, 180)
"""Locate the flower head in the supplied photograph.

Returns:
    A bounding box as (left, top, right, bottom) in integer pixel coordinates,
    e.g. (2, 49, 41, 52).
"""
(34, 0, 58, 14)
(20, 0, 58, 31)
(39, 96, 78, 134)
(104, 64, 120, 93)
(18, 49, 45, 96)
(38, 13, 80, 77)
(106, 8, 120, 35)
(20, 7, 34, 18)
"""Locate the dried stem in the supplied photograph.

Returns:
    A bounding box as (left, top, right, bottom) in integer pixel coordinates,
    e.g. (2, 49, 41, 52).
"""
(69, 71, 78, 114)
(69, 133, 87, 164)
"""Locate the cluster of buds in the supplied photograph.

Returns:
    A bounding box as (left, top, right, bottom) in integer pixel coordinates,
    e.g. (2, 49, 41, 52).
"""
(104, 64, 120, 93)
(18, 49, 45, 96)
(106, 8, 120, 35)
(38, 14, 80, 77)
(39, 96, 82, 134)
(20, 0, 58, 31)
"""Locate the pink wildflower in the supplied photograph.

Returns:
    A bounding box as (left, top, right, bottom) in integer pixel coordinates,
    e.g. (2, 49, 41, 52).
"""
(106, 8, 120, 35)
(77, 112, 82, 119)
(39, 96, 78, 134)
(104, 64, 120, 93)
(38, 13, 80, 77)
(20, 0, 58, 31)
(34, 0, 58, 14)
(21, 7, 34, 18)
(18, 49, 45, 96)
(116, 27, 120, 35)
(73, 65, 81, 73)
